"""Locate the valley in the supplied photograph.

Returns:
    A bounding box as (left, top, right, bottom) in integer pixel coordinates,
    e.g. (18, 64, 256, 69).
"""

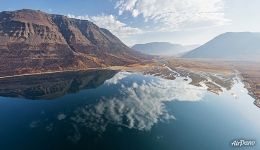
(110, 58, 260, 108)
(1, 1, 260, 150)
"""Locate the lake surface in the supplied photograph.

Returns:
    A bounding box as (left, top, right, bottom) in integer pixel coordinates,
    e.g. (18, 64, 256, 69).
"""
(0, 69, 259, 150)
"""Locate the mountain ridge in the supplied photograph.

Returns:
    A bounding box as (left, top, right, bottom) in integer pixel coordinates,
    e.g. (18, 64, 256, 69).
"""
(183, 32, 260, 60)
(132, 42, 198, 56)
(0, 9, 145, 76)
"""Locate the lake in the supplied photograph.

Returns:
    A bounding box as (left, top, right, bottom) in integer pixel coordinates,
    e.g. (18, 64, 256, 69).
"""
(0, 69, 259, 150)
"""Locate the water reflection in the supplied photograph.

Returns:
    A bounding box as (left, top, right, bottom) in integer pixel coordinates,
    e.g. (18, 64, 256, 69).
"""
(0, 70, 259, 150)
(27, 72, 214, 142)
(71, 73, 207, 132)
(0, 69, 118, 99)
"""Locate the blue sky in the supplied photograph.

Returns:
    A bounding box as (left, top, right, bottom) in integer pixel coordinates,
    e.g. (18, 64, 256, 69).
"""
(0, 0, 260, 46)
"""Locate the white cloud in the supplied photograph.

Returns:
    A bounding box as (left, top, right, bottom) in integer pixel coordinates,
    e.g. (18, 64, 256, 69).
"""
(67, 14, 143, 38)
(115, 0, 230, 31)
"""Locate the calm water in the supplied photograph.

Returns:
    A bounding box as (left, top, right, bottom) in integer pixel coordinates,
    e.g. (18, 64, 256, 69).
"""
(0, 70, 259, 150)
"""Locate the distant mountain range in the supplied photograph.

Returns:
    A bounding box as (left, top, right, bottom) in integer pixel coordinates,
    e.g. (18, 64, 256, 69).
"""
(1, 9, 259, 77)
(0, 9, 145, 76)
(132, 42, 199, 56)
(183, 32, 260, 60)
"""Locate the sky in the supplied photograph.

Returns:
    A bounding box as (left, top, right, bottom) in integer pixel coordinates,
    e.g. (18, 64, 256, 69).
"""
(0, 0, 260, 46)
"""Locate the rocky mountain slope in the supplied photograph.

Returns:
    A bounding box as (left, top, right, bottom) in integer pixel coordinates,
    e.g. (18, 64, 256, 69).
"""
(132, 42, 198, 56)
(183, 32, 260, 60)
(0, 9, 144, 76)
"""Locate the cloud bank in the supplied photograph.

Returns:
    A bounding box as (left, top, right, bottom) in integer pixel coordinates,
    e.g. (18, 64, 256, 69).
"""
(67, 14, 142, 38)
(115, 0, 230, 31)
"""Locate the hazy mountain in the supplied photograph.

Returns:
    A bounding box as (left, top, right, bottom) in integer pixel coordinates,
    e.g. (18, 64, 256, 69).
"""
(0, 9, 145, 76)
(132, 42, 198, 56)
(183, 32, 260, 60)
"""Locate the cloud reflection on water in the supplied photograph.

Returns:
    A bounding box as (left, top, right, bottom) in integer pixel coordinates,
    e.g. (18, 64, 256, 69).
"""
(71, 72, 207, 133)
(30, 72, 209, 142)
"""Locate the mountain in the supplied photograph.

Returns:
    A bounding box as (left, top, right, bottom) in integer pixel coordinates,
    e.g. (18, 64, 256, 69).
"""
(183, 32, 260, 60)
(0, 9, 144, 77)
(132, 42, 198, 56)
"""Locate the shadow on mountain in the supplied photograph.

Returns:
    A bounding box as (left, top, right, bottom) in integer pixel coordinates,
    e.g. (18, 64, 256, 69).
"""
(0, 69, 118, 100)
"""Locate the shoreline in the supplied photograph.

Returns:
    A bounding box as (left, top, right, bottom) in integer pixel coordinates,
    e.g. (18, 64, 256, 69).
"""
(0, 62, 158, 79)
(0, 60, 259, 108)
(0, 63, 155, 79)
(0, 67, 118, 79)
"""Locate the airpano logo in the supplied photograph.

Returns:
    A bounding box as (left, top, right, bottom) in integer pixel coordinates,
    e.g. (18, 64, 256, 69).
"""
(231, 139, 256, 147)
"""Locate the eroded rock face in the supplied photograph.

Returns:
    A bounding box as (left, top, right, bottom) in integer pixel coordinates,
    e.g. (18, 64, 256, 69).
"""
(0, 9, 143, 76)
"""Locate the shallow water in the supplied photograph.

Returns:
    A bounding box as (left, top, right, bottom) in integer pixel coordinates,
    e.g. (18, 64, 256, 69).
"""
(0, 70, 259, 150)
